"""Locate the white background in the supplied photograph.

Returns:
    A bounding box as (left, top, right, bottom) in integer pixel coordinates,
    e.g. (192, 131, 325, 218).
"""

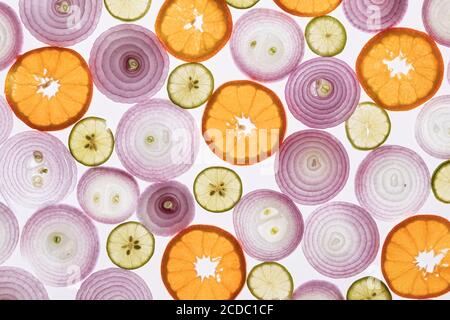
(2, 0, 450, 300)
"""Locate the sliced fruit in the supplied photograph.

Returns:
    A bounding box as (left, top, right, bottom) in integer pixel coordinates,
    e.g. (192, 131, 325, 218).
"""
(432, 161, 450, 204)
(345, 102, 391, 150)
(104, 0, 152, 21)
(69, 117, 114, 167)
(202, 80, 286, 165)
(167, 63, 214, 109)
(155, 0, 232, 62)
(274, 0, 342, 17)
(247, 262, 293, 300)
(382, 215, 450, 299)
(5, 47, 93, 131)
(107, 221, 155, 270)
(194, 167, 243, 213)
(226, 0, 259, 9)
(305, 16, 347, 57)
(347, 277, 392, 300)
(356, 28, 444, 111)
(161, 225, 246, 300)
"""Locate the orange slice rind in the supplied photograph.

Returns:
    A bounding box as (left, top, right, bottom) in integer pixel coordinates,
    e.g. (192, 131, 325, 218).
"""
(274, 0, 342, 17)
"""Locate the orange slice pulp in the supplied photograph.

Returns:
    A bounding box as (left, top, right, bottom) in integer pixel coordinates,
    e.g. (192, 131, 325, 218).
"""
(356, 28, 444, 111)
(382, 215, 450, 299)
(161, 225, 246, 300)
(202, 80, 286, 166)
(155, 0, 232, 62)
(5, 47, 92, 131)
(273, 0, 342, 17)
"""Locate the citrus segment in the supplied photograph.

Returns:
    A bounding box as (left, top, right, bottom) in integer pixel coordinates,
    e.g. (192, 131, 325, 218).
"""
(274, 0, 341, 17)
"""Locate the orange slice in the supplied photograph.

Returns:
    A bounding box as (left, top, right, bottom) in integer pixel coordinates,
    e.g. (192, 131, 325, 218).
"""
(4, 47, 92, 131)
(382, 215, 450, 299)
(155, 0, 232, 62)
(356, 28, 444, 111)
(274, 0, 342, 17)
(202, 80, 286, 166)
(161, 225, 246, 300)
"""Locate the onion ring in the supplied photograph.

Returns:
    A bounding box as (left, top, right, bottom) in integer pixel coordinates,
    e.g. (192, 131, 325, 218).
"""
(0, 3, 22, 70)
(0, 267, 49, 300)
(423, 0, 450, 47)
(292, 280, 344, 300)
(0, 203, 19, 265)
(0, 97, 13, 145)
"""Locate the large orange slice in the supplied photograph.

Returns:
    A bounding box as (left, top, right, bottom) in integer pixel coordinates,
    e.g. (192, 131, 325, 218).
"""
(382, 215, 450, 299)
(161, 225, 246, 300)
(202, 80, 286, 166)
(356, 28, 444, 111)
(5, 47, 92, 131)
(274, 0, 342, 17)
(155, 0, 232, 62)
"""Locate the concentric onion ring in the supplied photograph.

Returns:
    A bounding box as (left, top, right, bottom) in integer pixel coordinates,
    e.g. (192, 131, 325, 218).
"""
(302, 202, 380, 279)
(0, 267, 49, 300)
(423, 0, 450, 47)
(21, 204, 99, 287)
(116, 99, 199, 182)
(76, 268, 152, 300)
(355, 145, 430, 221)
(343, 0, 408, 33)
(90, 24, 169, 103)
(233, 189, 304, 261)
(0, 131, 77, 208)
(285, 57, 360, 129)
(138, 181, 195, 237)
(0, 97, 13, 145)
(0, 3, 22, 70)
(292, 280, 344, 300)
(19, 0, 102, 46)
(0, 203, 19, 265)
(275, 130, 350, 205)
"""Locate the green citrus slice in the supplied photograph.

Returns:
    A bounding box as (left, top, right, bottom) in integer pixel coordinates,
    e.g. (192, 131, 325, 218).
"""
(305, 15, 347, 57)
(432, 161, 450, 204)
(104, 0, 152, 22)
(347, 276, 392, 300)
(226, 0, 259, 9)
(247, 262, 293, 300)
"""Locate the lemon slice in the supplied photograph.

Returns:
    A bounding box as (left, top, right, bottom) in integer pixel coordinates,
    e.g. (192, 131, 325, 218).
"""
(247, 262, 293, 300)
(104, 0, 152, 22)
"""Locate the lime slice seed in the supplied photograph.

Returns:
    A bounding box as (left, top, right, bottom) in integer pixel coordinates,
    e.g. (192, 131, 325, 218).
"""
(347, 277, 392, 300)
(247, 262, 294, 300)
(305, 16, 347, 57)
(104, 0, 152, 22)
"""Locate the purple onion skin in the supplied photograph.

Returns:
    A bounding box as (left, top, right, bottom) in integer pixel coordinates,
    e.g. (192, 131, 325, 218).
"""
(292, 280, 344, 300)
(0, 267, 49, 300)
(0, 3, 23, 70)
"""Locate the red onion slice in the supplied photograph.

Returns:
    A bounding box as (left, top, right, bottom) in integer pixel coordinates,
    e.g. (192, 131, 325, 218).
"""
(423, 0, 450, 47)
(0, 3, 22, 70)
(138, 181, 195, 237)
(343, 0, 408, 33)
(292, 280, 344, 300)
(90, 24, 169, 103)
(275, 130, 350, 205)
(77, 167, 140, 224)
(233, 189, 304, 261)
(285, 57, 360, 129)
(0, 203, 19, 265)
(76, 268, 152, 300)
(116, 99, 199, 182)
(19, 0, 102, 46)
(302, 202, 380, 279)
(0, 131, 77, 208)
(415, 95, 450, 159)
(0, 267, 49, 300)
(21, 204, 99, 287)
(356, 145, 430, 221)
(0, 97, 13, 145)
(230, 8, 304, 82)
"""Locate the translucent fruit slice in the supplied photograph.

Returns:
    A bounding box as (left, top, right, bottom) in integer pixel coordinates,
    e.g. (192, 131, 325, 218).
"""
(274, 0, 342, 17)
(194, 167, 243, 213)
(347, 277, 392, 300)
(305, 16, 347, 57)
(247, 262, 293, 300)
(167, 63, 214, 109)
(104, 0, 152, 21)
(432, 161, 450, 204)
(69, 117, 114, 167)
(155, 0, 232, 62)
(5, 47, 93, 131)
(345, 102, 391, 150)
(356, 28, 444, 111)
(226, 0, 259, 9)
(382, 215, 450, 299)
(107, 221, 155, 270)
(161, 225, 246, 300)
(202, 80, 286, 165)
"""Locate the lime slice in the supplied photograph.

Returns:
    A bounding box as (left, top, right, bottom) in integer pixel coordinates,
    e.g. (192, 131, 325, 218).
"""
(167, 63, 214, 109)
(432, 161, 450, 204)
(69, 117, 114, 167)
(345, 102, 391, 150)
(104, 0, 152, 22)
(226, 0, 259, 9)
(107, 221, 155, 270)
(305, 16, 347, 57)
(247, 262, 293, 300)
(194, 167, 243, 213)
(347, 277, 392, 300)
